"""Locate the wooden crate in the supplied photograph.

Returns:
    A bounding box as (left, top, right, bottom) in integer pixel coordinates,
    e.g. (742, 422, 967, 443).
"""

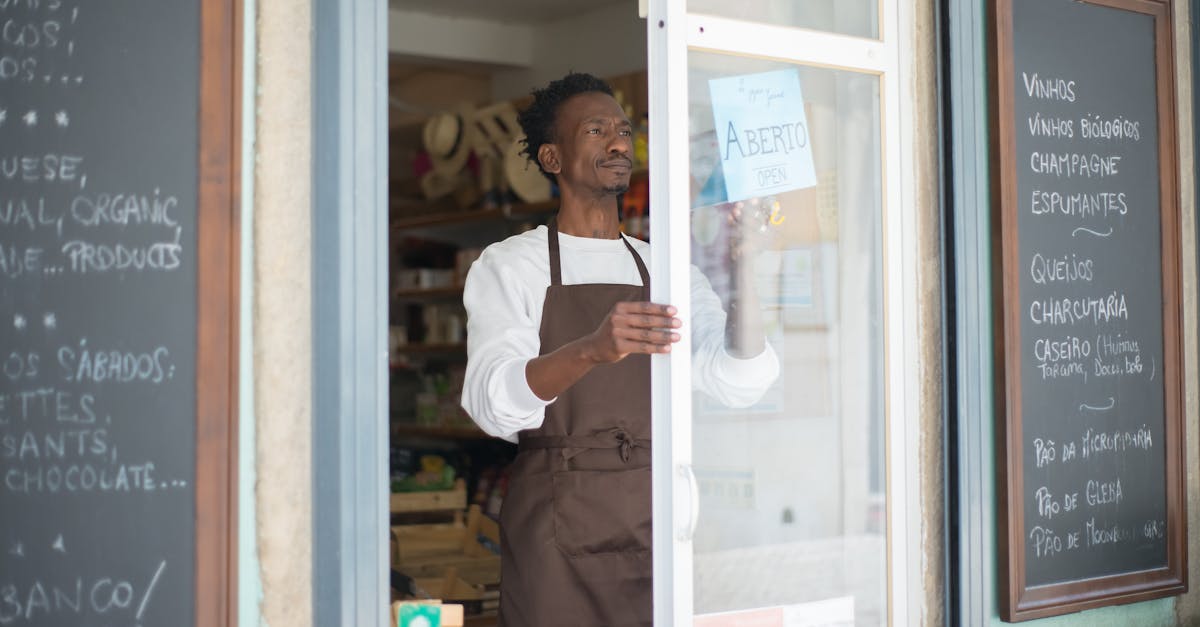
(392, 505, 501, 587)
(393, 502, 501, 566)
(390, 478, 467, 514)
(402, 567, 498, 621)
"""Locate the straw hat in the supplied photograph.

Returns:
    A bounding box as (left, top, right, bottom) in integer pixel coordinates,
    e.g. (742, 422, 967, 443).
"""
(471, 101, 521, 159)
(422, 103, 476, 176)
(503, 137, 552, 203)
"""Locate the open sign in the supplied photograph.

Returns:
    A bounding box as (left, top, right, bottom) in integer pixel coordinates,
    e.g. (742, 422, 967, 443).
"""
(709, 69, 817, 203)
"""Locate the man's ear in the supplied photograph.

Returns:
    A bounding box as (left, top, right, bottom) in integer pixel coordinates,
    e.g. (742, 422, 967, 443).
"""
(538, 144, 561, 175)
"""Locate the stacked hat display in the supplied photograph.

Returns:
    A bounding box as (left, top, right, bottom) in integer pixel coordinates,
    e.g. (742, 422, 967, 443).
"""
(420, 103, 477, 200)
(419, 101, 551, 205)
(503, 137, 551, 204)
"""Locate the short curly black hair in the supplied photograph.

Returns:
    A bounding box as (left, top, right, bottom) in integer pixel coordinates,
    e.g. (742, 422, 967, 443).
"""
(517, 72, 614, 183)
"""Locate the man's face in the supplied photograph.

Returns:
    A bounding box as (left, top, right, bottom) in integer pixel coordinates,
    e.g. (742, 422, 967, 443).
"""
(540, 92, 634, 196)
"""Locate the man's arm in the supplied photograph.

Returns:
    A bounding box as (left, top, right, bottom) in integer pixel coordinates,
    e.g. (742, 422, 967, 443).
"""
(526, 301, 681, 400)
(689, 262, 780, 408)
(724, 252, 767, 358)
(461, 249, 552, 440)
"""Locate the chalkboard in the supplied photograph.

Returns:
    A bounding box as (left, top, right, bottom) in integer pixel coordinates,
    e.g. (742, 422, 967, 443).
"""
(991, 0, 1185, 621)
(0, 1, 238, 625)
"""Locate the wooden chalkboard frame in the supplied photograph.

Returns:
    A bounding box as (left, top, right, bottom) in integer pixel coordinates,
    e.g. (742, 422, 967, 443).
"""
(196, 0, 241, 624)
(989, 0, 1186, 621)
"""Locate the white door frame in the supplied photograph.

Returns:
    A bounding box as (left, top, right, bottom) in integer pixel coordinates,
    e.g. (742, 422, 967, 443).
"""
(646, 3, 923, 624)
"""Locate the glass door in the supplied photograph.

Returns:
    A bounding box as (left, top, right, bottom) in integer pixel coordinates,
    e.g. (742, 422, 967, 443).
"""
(648, 3, 919, 625)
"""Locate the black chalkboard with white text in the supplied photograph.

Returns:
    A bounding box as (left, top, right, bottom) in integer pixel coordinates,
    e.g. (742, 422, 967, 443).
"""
(992, 0, 1186, 621)
(0, 1, 205, 625)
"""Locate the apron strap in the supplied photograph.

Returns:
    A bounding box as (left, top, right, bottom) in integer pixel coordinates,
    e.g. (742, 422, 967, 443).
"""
(520, 427, 650, 462)
(619, 233, 650, 288)
(546, 217, 650, 289)
(547, 216, 563, 287)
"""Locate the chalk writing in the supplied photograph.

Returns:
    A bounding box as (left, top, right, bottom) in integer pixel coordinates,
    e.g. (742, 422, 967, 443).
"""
(0, 197, 64, 233)
(0, 428, 110, 460)
(0, 244, 43, 277)
(1029, 253, 1094, 284)
(1030, 525, 1064, 557)
(0, 559, 169, 624)
(1079, 114, 1141, 141)
(1022, 71, 1076, 102)
(57, 341, 174, 384)
(1029, 152, 1120, 178)
(1, 0, 200, 620)
(1028, 112, 1074, 138)
(61, 227, 183, 273)
(0, 154, 83, 183)
(1029, 190, 1126, 217)
(1080, 425, 1153, 458)
(1034, 438, 1056, 468)
(1012, 9, 1171, 588)
(0, 387, 96, 424)
(1078, 396, 1114, 412)
(1028, 292, 1128, 326)
(69, 190, 179, 227)
(4, 461, 159, 494)
(1071, 226, 1113, 238)
(1085, 478, 1123, 507)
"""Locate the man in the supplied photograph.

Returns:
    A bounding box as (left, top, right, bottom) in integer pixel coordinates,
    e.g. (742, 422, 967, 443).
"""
(461, 72, 778, 626)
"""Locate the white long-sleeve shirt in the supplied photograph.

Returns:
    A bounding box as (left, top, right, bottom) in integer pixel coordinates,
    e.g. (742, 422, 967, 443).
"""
(461, 225, 779, 442)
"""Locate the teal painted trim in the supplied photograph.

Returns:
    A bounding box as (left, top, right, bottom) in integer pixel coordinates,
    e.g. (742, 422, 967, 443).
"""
(991, 597, 1175, 626)
(237, 0, 263, 622)
(945, 0, 995, 623)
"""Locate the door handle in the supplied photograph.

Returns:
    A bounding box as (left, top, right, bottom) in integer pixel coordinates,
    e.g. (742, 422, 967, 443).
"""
(677, 464, 700, 542)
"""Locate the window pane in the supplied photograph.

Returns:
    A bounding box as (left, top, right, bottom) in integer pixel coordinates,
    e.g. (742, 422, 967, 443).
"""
(685, 51, 886, 625)
(688, 0, 879, 40)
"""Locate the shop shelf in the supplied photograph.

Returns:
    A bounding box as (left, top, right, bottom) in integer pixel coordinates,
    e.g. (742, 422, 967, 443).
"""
(393, 285, 466, 301)
(395, 342, 467, 354)
(392, 424, 492, 440)
(391, 200, 558, 231)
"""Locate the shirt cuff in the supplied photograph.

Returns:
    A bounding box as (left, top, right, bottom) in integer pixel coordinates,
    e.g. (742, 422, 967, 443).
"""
(504, 358, 555, 416)
(713, 342, 780, 388)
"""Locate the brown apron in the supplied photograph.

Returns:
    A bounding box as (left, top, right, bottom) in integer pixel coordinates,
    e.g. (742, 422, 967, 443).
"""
(498, 218, 653, 627)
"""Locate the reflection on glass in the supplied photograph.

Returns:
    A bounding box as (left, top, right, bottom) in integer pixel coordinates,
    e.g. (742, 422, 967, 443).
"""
(686, 51, 885, 625)
(688, 0, 879, 40)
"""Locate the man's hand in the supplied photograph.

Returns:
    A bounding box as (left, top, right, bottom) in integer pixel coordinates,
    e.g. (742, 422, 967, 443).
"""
(583, 302, 682, 363)
(721, 199, 772, 358)
(526, 301, 681, 401)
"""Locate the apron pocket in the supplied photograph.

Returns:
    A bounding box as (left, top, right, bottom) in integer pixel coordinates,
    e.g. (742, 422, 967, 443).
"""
(552, 467, 651, 557)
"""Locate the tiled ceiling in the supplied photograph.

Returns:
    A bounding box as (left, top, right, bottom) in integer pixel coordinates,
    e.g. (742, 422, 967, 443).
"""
(389, 0, 630, 25)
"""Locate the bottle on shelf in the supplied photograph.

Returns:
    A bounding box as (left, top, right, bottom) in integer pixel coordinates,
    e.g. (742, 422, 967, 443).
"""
(633, 114, 649, 171)
(622, 173, 650, 241)
(415, 375, 439, 426)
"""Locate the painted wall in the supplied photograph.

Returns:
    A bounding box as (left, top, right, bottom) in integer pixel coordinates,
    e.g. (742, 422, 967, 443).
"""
(1172, 0, 1200, 621)
(912, 0, 945, 623)
(252, 0, 314, 624)
(489, 2, 647, 101)
(386, 2, 646, 103)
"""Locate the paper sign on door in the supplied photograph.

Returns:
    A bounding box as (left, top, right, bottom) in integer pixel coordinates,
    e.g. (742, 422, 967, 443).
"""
(708, 68, 818, 204)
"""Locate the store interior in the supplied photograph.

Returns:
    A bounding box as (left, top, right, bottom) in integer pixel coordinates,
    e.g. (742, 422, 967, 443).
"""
(385, 0, 648, 623)
(386, 2, 887, 625)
